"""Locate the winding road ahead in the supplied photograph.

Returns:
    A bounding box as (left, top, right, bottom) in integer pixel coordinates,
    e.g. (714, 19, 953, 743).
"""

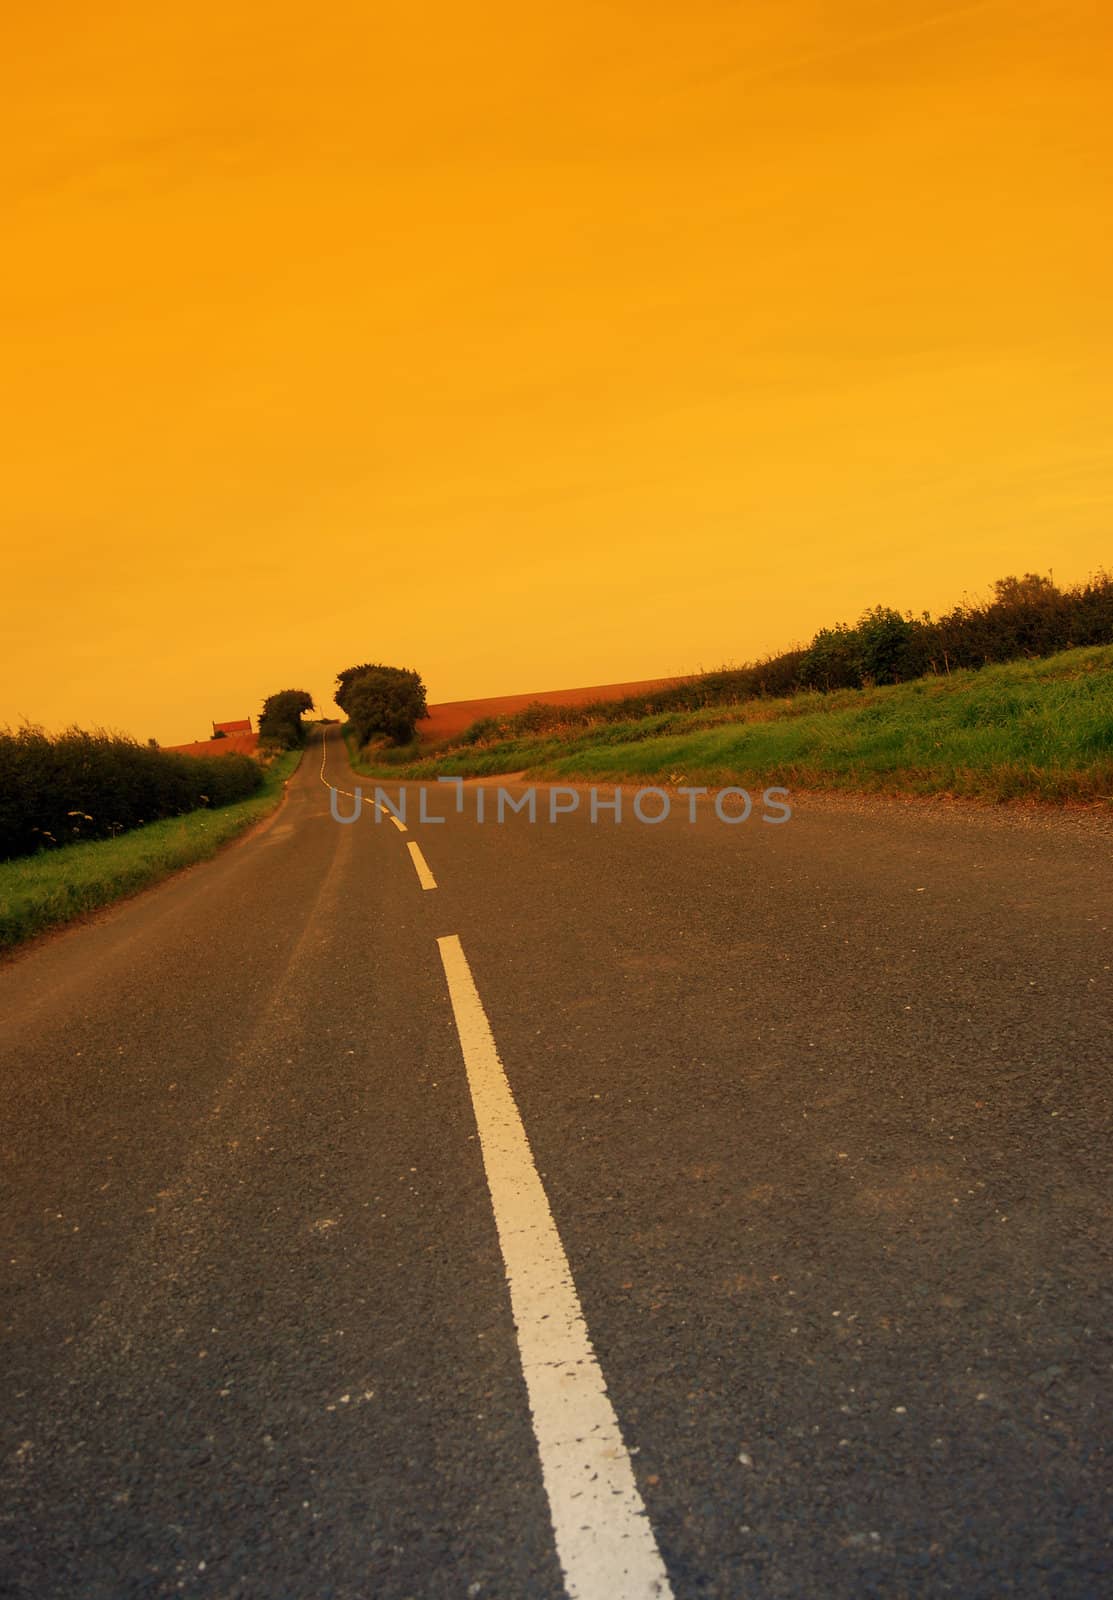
(3, 729, 1109, 1598)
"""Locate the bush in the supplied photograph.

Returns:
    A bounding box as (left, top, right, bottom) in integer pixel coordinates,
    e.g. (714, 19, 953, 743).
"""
(0, 726, 264, 862)
(459, 716, 505, 745)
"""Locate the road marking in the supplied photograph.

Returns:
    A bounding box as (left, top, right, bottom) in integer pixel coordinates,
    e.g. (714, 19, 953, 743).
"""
(318, 727, 359, 802)
(370, 798, 409, 832)
(319, 730, 416, 846)
(406, 842, 437, 890)
(319, 731, 408, 829)
(436, 935, 673, 1600)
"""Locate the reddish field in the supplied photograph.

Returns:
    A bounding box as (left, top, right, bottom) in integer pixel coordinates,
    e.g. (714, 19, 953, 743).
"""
(165, 732, 260, 759)
(164, 678, 692, 754)
(417, 676, 693, 743)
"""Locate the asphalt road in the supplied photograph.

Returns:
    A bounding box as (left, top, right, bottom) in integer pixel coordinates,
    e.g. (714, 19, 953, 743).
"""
(2, 728, 1110, 1599)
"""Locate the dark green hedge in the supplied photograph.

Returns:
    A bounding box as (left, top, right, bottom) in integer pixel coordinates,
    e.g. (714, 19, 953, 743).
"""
(0, 727, 264, 861)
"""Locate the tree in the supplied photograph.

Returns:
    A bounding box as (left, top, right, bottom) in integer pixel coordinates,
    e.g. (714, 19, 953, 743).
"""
(992, 573, 1058, 607)
(334, 663, 378, 716)
(985, 573, 1069, 658)
(339, 665, 427, 745)
(259, 689, 315, 748)
(334, 662, 428, 721)
(855, 605, 918, 685)
(799, 623, 861, 691)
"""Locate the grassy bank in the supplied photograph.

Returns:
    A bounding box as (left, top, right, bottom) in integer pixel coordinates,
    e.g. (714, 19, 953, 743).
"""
(0, 749, 302, 955)
(352, 646, 1113, 806)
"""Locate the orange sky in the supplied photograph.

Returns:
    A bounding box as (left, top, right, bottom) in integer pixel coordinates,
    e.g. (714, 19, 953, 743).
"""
(2, 1, 1110, 744)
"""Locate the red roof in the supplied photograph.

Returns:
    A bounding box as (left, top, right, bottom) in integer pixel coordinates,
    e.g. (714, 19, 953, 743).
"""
(212, 717, 252, 735)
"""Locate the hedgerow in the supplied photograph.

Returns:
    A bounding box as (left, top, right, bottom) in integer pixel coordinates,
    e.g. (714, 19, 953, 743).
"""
(452, 571, 1113, 746)
(0, 726, 263, 861)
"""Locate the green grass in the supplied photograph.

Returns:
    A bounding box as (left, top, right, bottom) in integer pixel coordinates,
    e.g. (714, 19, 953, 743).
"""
(351, 646, 1113, 806)
(0, 749, 303, 955)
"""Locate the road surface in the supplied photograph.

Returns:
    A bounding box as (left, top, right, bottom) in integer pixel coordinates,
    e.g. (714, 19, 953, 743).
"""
(2, 728, 1109, 1598)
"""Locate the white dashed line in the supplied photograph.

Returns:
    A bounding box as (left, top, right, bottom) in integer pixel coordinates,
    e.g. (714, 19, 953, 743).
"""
(320, 730, 415, 845)
(437, 934, 672, 1600)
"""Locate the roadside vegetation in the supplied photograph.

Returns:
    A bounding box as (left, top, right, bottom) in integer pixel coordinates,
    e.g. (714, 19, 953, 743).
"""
(0, 726, 264, 861)
(0, 748, 301, 955)
(343, 571, 1113, 805)
(335, 662, 427, 745)
(258, 688, 315, 748)
(350, 646, 1113, 806)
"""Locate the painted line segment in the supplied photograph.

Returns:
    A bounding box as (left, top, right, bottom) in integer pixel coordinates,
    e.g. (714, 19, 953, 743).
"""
(437, 934, 673, 1600)
(318, 727, 358, 801)
(407, 842, 438, 890)
(319, 731, 407, 829)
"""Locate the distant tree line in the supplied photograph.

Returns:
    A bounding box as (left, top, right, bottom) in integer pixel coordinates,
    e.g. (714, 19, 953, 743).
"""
(335, 663, 427, 745)
(456, 570, 1113, 743)
(0, 727, 263, 861)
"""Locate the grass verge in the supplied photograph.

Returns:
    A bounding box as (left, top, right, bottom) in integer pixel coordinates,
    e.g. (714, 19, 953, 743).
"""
(0, 749, 303, 955)
(350, 646, 1113, 806)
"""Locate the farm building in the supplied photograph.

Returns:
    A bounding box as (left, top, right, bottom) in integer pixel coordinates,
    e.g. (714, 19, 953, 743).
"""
(212, 717, 252, 737)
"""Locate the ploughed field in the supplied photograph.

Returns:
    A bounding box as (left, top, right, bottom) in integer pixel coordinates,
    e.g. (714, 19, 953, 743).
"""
(418, 675, 693, 742)
(165, 732, 260, 759)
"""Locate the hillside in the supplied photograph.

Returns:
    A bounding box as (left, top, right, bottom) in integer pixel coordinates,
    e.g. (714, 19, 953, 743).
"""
(353, 645, 1113, 806)
(417, 676, 693, 742)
